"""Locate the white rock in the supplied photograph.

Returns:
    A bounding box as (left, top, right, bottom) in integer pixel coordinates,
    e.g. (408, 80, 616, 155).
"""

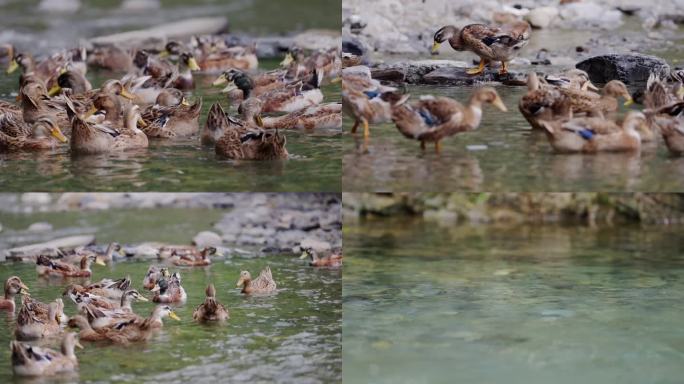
(559, 2, 623, 28)
(27, 222, 53, 232)
(193, 231, 223, 248)
(525, 7, 559, 29)
(299, 238, 331, 253)
(21, 193, 51, 205)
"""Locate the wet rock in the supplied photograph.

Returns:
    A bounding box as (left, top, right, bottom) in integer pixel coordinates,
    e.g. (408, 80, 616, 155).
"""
(343, 37, 367, 56)
(422, 66, 527, 86)
(298, 238, 331, 253)
(525, 6, 559, 29)
(576, 53, 670, 85)
(4, 235, 96, 261)
(27, 222, 53, 232)
(192, 231, 223, 248)
(372, 60, 468, 84)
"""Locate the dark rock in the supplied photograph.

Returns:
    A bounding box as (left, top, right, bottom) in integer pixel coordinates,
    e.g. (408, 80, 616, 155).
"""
(575, 54, 670, 85)
(423, 67, 527, 86)
(371, 60, 468, 84)
(342, 38, 365, 56)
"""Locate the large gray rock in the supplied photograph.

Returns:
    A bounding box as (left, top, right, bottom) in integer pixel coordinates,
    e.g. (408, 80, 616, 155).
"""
(576, 54, 670, 85)
(423, 66, 527, 86)
(372, 60, 468, 84)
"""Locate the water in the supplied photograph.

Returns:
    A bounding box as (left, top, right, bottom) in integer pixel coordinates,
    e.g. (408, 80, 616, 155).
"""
(0, 0, 342, 192)
(343, 217, 684, 384)
(0, 207, 342, 383)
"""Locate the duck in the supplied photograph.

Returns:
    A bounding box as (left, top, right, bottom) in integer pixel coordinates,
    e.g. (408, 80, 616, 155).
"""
(236, 266, 277, 294)
(151, 272, 187, 303)
(644, 73, 683, 110)
(193, 284, 229, 322)
(300, 247, 343, 267)
(392, 87, 508, 152)
(342, 88, 405, 138)
(0, 114, 68, 151)
(48, 69, 93, 96)
(432, 22, 531, 75)
(194, 43, 258, 73)
(71, 277, 132, 301)
(7, 52, 67, 86)
(87, 44, 134, 72)
(0, 276, 29, 311)
(202, 102, 238, 145)
(171, 52, 201, 90)
(36, 254, 105, 278)
(140, 89, 202, 138)
(170, 246, 215, 267)
(539, 110, 645, 153)
(11, 332, 82, 376)
(281, 47, 340, 81)
(226, 71, 324, 113)
(80, 290, 149, 330)
(559, 80, 633, 119)
(241, 97, 342, 130)
(143, 266, 168, 290)
(216, 125, 289, 160)
(646, 101, 684, 155)
(64, 285, 118, 310)
(544, 69, 598, 91)
(18, 81, 72, 128)
(212, 68, 289, 100)
(15, 297, 64, 340)
(519, 72, 572, 130)
(71, 104, 149, 154)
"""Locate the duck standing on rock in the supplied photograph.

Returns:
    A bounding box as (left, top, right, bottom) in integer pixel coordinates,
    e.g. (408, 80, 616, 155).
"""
(432, 22, 531, 75)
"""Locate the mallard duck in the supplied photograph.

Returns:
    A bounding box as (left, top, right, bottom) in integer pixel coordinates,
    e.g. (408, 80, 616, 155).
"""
(71, 277, 132, 301)
(64, 285, 118, 310)
(233, 71, 323, 113)
(236, 266, 277, 294)
(539, 110, 644, 153)
(143, 266, 168, 290)
(15, 297, 64, 340)
(11, 332, 82, 376)
(300, 247, 342, 267)
(646, 102, 684, 155)
(0, 276, 29, 311)
(342, 52, 362, 68)
(0, 114, 67, 151)
(87, 44, 134, 72)
(216, 126, 288, 160)
(36, 254, 105, 278)
(19, 81, 72, 128)
(71, 104, 149, 154)
(644, 73, 683, 110)
(392, 87, 508, 152)
(170, 247, 215, 267)
(195, 44, 258, 73)
(193, 284, 229, 323)
(519, 72, 572, 130)
(171, 52, 201, 90)
(559, 80, 633, 118)
(212, 68, 289, 100)
(242, 98, 342, 130)
(432, 22, 531, 75)
(80, 290, 149, 330)
(281, 47, 340, 81)
(343, 89, 404, 138)
(7, 52, 65, 85)
(202, 102, 238, 145)
(140, 89, 202, 138)
(63, 242, 122, 265)
(49, 69, 92, 96)
(151, 272, 187, 303)
(544, 69, 598, 91)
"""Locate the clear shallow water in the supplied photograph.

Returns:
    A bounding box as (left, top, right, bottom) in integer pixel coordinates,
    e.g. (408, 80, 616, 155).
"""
(342, 85, 684, 192)
(343, 217, 684, 384)
(0, 208, 342, 383)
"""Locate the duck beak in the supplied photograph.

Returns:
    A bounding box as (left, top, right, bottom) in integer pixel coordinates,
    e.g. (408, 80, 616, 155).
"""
(169, 311, 180, 321)
(120, 88, 136, 100)
(137, 295, 149, 302)
(581, 81, 599, 92)
(623, 97, 634, 106)
(280, 53, 294, 67)
(19, 283, 29, 292)
(677, 87, 684, 99)
(75, 340, 84, 349)
(221, 84, 238, 94)
(236, 277, 245, 287)
(151, 285, 160, 292)
(6, 59, 18, 74)
(159, 50, 170, 58)
(431, 42, 441, 54)
(187, 57, 201, 71)
(83, 106, 98, 120)
(254, 114, 264, 127)
(95, 258, 106, 266)
(181, 97, 190, 107)
(212, 74, 228, 86)
(330, 77, 342, 84)
(492, 96, 508, 112)
(48, 85, 61, 97)
(137, 118, 147, 127)
(299, 252, 308, 259)
(51, 126, 68, 143)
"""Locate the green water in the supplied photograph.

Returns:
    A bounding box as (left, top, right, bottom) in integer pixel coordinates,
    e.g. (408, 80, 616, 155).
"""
(0, 0, 342, 192)
(342, 85, 684, 192)
(343, 217, 684, 384)
(0, 208, 342, 383)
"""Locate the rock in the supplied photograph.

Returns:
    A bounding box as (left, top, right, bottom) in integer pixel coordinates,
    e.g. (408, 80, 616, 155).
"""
(293, 30, 340, 51)
(525, 6, 559, 29)
(423, 66, 527, 86)
(372, 60, 468, 84)
(299, 238, 331, 253)
(4, 235, 96, 261)
(192, 231, 223, 248)
(21, 193, 51, 206)
(38, 0, 80, 13)
(576, 54, 670, 85)
(121, 0, 160, 11)
(559, 2, 623, 29)
(343, 37, 367, 56)
(27, 222, 53, 232)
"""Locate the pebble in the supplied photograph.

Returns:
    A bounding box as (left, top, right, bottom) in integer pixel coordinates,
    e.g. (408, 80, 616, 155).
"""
(466, 145, 488, 151)
(26, 222, 53, 232)
(525, 6, 559, 29)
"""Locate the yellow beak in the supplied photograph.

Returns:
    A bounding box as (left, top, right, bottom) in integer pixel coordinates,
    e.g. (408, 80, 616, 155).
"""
(169, 311, 180, 321)
(20, 283, 29, 292)
(431, 42, 441, 54)
(137, 295, 149, 302)
(83, 106, 98, 120)
(181, 97, 190, 107)
(187, 57, 201, 71)
(236, 277, 245, 287)
(48, 85, 62, 97)
(212, 74, 228, 86)
(492, 96, 508, 112)
(581, 81, 599, 92)
(75, 341, 84, 349)
(95, 258, 106, 266)
(51, 127, 68, 143)
(280, 53, 294, 67)
(159, 50, 170, 58)
(137, 118, 147, 128)
(120, 88, 136, 100)
(299, 252, 308, 260)
(254, 114, 264, 127)
(6, 59, 18, 74)
(623, 97, 634, 106)
(677, 87, 684, 99)
(330, 77, 342, 84)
